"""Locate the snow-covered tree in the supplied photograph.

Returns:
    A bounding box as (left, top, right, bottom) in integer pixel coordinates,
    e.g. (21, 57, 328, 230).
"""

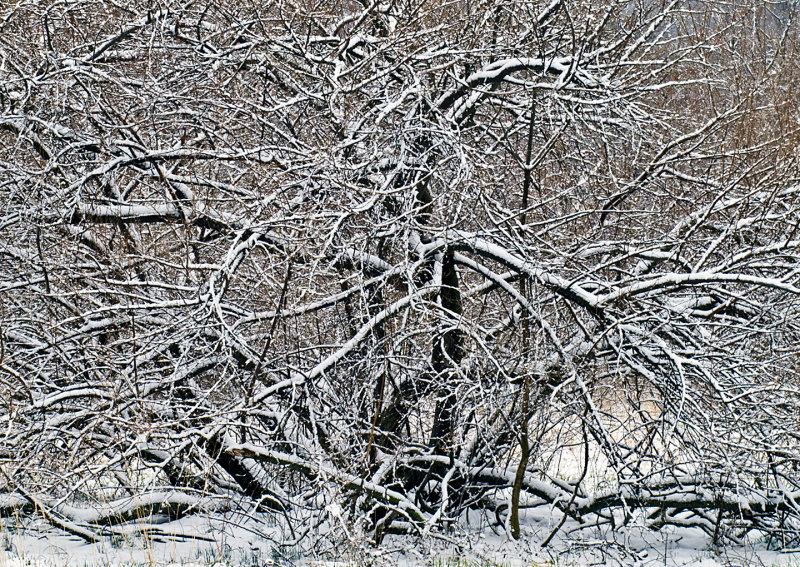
(1, 0, 799, 550)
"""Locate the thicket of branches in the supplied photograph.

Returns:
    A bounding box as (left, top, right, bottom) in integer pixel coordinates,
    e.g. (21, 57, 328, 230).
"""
(2, 0, 800, 553)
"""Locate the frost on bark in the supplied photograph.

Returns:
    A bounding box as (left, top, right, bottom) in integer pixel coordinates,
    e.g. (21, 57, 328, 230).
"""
(1, 0, 800, 551)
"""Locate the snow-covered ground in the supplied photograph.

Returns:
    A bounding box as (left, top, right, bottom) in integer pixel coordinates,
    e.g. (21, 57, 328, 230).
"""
(2, 513, 800, 567)
(0, 515, 284, 567)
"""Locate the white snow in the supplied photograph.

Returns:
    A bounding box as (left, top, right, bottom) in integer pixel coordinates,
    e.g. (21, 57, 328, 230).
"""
(2, 513, 800, 567)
